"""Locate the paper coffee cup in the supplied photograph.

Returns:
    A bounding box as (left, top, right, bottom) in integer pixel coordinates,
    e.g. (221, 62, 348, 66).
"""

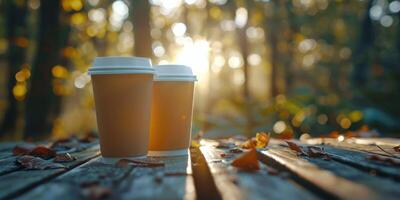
(148, 65, 196, 157)
(88, 57, 154, 161)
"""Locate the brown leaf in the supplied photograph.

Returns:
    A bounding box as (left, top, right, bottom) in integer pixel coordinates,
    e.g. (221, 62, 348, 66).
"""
(16, 155, 65, 170)
(29, 146, 56, 159)
(51, 136, 86, 153)
(54, 153, 76, 163)
(229, 148, 243, 154)
(81, 182, 111, 200)
(285, 141, 307, 156)
(231, 148, 260, 171)
(307, 146, 332, 160)
(366, 155, 400, 166)
(256, 132, 270, 148)
(220, 153, 233, 158)
(240, 139, 257, 149)
(12, 144, 36, 156)
(116, 158, 165, 168)
(394, 145, 400, 153)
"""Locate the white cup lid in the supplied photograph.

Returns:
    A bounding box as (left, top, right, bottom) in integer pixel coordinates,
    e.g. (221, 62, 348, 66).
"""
(88, 57, 154, 75)
(154, 65, 197, 81)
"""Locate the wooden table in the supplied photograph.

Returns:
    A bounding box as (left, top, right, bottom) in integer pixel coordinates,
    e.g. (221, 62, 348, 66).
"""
(0, 137, 399, 200)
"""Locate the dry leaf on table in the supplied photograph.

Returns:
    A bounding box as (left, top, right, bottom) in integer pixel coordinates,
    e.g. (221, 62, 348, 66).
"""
(231, 148, 260, 171)
(240, 139, 257, 149)
(366, 154, 400, 166)
(307, 146, 331, 160)
(393, 145, 400, 152)
(285, 141, 307, 156)
(229, 148, 243, 153)
(54, 153, 76, 163)
(116, 159, 165, 168)
(12, 144, 36, 156)
(256, 132, 270, 148)
(16, 155, 65, 170)
(29, 146, 56, 159)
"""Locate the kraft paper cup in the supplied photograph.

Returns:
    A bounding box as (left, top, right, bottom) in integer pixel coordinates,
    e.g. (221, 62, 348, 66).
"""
(148, 65, 196, 157)
(88, 57, 154, 163)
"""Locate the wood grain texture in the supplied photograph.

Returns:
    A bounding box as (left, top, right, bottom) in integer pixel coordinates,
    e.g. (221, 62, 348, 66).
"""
(117, 155, 195, 200)
(200, 141, 319, 200)
(259, 146, 377, 200)
(306, 138, 400, 157)
(0, 145, 100, 199)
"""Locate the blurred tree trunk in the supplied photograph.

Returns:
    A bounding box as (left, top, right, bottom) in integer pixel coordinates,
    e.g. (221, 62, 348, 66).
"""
(231, 0, 254, 135)
(1, 0, 28, 135)
(352, 0, 374, 88)
(264, 1, 280, 99)
(131, 0, 152, 58)
(24, 0, 63, 138)
(283, 0, 297, 94)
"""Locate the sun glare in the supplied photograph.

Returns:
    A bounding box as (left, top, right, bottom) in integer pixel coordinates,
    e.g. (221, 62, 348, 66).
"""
(175, 39, 210, 81)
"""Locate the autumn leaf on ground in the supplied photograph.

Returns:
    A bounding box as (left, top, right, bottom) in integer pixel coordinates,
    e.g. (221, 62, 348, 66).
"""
(16, 155, 65, 170)
(240, 139, 257, 149)
(229, 148, 243, 153)
(394, 145, 400, 153)
(81, 181, 111, 200)
(285, 141, 307, 156)
(307, 146, 331, 160)
(54, 153, 76, 163)
(12, 143, 36, 156)
(220, 153, 234, 158)
(116, 158, 165, 168)
(256, 132, 270, 148)
(29, 146, 56, 159)
(366, 155, 400, 166)
(231, 148, 260, 171)
(191, 140, 200, 148)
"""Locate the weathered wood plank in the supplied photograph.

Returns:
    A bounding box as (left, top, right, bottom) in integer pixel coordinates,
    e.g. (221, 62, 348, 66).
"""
(117, 155, 195, 200)
(302, 152, 400, 200)
(18, 155, 196, 200)
(200, 141, 320, 200)
(349, 138, 400, 147)
(15, 157, 131, 200)
(315, 145, 400, 180)
(0, 145, 100, 199)
(306, 138, 400, 157)
(259, 141, 377, 200)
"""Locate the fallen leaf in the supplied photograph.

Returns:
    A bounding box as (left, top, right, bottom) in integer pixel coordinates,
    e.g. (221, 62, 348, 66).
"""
(229, 148, 243, 153)
(81, 182, 111, 200)
(240, 139, 257, 149)
(256, 132, 270, 148)
(220, 153, 233, 158)
(231, 148, 260, 171)
(54, 153, 76, 163)
(51, 136, 87, 153)
(285, 141, 307, 156)
(307, 146, 331, 160)
(116, 158, 165, 168)
(16, 155, 65, 170)
(394, 145, 400, 152)
(12, 143, 36, 156)
(29, 146, 56, 159)
(191, 140, 200, 148)
(366, 155, 400, 166)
